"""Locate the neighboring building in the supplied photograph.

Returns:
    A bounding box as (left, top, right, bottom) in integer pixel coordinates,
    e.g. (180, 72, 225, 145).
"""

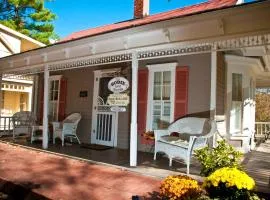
(0, 0, 270, 167)
(0, 24, 45, 116)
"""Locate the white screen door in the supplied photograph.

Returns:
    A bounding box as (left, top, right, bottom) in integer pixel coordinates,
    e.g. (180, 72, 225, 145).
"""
(91, 70, 118, 147)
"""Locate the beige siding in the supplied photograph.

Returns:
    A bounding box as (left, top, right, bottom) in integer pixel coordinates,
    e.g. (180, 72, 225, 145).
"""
(37, 53, 212, 150)
(38, 64, 131, 149)
(216, 52, 227, 137)
(139, 53, 211, 117)
(138, 53, 211, 150)
(216, 52, 226, 115)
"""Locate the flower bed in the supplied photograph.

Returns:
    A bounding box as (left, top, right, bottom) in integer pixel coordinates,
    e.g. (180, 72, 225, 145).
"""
(159, 140, 263, 200)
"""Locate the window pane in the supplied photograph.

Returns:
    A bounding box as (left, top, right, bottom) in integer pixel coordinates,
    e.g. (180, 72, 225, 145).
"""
(53, 103, 58, 121)
(153, 102, 161, 115)
(49, 103, 53, 114)
(154, 72, 162, 84)
(230, 101, 242, 133)
(163, 71, 171, 84)
(152, 116, 160, 130)
(50, 81, 54, 91)
(50, 91, 53, 101)
(163, 85, 170, 100)
(232, 73, 242, 101)
(54, 91, 58, 101)
(163, 102, 171, 116)
(153, 86, 161, 100)
(55, 80, 59, 91)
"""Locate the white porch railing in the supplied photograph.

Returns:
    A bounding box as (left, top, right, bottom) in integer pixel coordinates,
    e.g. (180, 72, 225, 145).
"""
(0, 116, 13, 136)
(255, 122, 270, 140)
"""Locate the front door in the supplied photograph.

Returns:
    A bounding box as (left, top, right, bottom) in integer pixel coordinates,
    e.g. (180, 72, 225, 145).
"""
(91, 70, 119, 147)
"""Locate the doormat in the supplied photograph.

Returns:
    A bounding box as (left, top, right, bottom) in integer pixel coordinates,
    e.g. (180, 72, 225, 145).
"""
(80, 143, 113, 151)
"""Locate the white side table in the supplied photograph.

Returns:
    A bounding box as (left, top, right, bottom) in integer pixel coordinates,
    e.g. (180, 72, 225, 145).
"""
(31, 125, 43, 144)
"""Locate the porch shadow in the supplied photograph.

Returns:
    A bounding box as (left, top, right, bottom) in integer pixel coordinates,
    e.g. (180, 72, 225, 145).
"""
(0, 135, 201, 177)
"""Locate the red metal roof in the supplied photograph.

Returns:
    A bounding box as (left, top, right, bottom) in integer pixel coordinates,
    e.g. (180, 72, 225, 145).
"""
(61, 0, 237, 42)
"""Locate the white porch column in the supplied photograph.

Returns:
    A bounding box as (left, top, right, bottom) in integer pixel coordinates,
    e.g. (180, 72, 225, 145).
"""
(130, 51, 138, 167)
(42, 65, 49, 149)
(210, 50, 217, 147)
(28, 89, 32, 112)
(33, 75, 39, 117)
(210, 50, 217, 118)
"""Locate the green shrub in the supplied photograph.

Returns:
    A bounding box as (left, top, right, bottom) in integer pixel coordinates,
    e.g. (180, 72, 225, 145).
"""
(194, 140, 242, 176)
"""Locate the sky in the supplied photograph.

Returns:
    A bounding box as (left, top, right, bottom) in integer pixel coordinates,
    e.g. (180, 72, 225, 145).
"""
(45, 0, 208, 39)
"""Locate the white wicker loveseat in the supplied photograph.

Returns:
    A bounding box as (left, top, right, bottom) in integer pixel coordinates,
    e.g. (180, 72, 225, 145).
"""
(154, 117, 217, 174)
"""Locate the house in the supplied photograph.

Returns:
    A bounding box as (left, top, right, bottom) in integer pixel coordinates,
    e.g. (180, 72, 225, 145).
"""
(0, 0, 269, 167)
(0, 24, 45, 118)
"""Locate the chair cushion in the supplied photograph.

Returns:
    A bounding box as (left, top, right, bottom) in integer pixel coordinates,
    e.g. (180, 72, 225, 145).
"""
(159, 135, 189, 148)
(169, 132, 190, 141)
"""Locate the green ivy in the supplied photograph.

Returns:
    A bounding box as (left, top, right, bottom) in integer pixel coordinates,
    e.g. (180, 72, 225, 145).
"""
(194, 140, 243, 176)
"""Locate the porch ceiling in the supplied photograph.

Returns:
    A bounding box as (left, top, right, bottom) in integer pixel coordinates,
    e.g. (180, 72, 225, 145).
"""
(256, 72, 270, 87)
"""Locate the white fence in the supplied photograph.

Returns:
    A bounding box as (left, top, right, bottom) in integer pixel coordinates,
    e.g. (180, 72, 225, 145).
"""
(0, 116, 13, 135)
(255, 122, 270, 140)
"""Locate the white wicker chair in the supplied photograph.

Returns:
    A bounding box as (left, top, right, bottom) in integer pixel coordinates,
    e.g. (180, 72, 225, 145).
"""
(154, 117, 217, 174)
(52, 113, 81, 146)
(12, 111, 35, 139)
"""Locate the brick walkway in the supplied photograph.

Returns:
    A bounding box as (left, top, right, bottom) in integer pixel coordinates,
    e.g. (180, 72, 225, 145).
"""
(0, 142, 160, 200)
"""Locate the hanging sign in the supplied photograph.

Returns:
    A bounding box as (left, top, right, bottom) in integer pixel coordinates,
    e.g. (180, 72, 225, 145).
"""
(110, 106, 127, 112)
(107, 93, 130, 106)
(108, 77, 129, 93)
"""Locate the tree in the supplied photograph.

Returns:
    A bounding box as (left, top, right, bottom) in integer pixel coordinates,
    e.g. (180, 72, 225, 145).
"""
(255, 93, 270, 122)
(0, 0, 58, 44)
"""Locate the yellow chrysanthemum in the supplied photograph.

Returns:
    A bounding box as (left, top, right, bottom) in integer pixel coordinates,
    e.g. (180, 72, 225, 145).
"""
(203, 167, 255, 191)
(160, 175, 202, 200)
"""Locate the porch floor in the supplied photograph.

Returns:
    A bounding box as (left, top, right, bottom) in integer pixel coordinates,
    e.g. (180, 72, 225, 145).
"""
(0, 135, 270, 197)
(0, 135, 202, 177)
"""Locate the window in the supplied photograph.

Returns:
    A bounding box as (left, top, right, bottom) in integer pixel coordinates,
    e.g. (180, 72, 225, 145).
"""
(147, 64, 176, 130)
(230, 73, 243, 134)
(49, 77, 61, 121)
(1, 91, 4, 110)
(20, 93, 26, 111)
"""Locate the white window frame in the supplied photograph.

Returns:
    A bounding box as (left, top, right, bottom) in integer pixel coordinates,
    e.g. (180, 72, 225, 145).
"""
(146, 63, 177, 131)
(230, 73, 243, 135)
(49, 75, 62, 121)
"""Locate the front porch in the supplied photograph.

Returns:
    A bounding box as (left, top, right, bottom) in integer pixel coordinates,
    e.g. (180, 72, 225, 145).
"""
(0, 135, 202, 177)
(0, 135, 269, 194)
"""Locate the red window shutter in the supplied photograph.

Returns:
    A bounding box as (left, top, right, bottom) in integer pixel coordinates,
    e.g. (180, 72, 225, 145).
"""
(137, 68, 150, 144)
(174, 66, 189, 120)
(58, 78, 67, 121)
